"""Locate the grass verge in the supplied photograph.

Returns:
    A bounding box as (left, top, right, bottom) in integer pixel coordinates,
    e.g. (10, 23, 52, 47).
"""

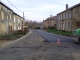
(47, 29, 72, 37)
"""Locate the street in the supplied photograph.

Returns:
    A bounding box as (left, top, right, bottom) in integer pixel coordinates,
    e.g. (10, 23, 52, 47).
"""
(0, 30, 80, 60)
(36, 30, 72, 42)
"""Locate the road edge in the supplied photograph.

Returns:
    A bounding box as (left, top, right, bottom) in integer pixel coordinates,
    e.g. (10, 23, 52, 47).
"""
(1, 31, 32, 48)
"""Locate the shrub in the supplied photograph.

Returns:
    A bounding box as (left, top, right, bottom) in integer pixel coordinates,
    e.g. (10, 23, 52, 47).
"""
(48, 26, 54, 30)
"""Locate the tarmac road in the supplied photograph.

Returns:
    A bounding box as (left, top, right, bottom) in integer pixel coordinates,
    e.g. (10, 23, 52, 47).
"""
(36, 30, 73, 42)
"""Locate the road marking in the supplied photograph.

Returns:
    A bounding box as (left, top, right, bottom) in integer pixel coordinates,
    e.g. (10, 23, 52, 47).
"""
(1, 31, 32, 47)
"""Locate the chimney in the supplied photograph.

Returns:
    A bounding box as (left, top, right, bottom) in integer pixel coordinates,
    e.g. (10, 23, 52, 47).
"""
(50, 15, 52, 17)
(66, 4, 68, 10)
(43, 20, 44, 22)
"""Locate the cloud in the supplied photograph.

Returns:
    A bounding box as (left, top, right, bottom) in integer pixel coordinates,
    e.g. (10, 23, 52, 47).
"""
(1, 0, 80, 22)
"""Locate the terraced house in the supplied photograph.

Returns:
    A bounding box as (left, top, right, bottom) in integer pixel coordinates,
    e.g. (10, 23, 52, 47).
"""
(57, 3, 80, 31)
(43, 15, 57, 29)
(0, 2, 13, 36)
(13, 12, 25, 33)
(0, 2, 26, 36)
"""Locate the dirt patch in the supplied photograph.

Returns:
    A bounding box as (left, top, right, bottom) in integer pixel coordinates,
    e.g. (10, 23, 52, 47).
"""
(0, 35, 24, 47)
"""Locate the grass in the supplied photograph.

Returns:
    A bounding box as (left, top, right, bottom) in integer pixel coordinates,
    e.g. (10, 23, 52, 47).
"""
(47, 29, 72, 37)
(0, 32, 29, 38)
(10, 31, 29, 36)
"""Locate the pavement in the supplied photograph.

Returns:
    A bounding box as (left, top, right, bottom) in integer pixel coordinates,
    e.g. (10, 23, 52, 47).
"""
(36, 30, 73, 42)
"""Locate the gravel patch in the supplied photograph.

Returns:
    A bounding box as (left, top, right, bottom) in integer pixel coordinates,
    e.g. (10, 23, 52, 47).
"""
(0, 30, 80, 60)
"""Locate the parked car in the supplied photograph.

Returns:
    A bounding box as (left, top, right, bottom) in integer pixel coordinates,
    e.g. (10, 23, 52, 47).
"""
(72, 29, 80, 44)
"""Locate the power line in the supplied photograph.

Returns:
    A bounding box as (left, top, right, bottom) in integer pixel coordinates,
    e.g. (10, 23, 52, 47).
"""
(25, 0, 38, 6)
(7, 0, 23, 13)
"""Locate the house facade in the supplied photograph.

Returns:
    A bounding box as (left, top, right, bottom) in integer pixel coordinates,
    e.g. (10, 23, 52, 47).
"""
(0, 2, 13, 36)
(57, 4, 80, 31)
(13, 12, 18, 33)
(0, 2, 26, 36)
(43, 16, 57, 29)
(13, 12, 25, 33)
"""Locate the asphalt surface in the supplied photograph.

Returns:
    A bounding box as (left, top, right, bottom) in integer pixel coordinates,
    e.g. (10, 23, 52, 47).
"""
(36, 30, 73, 42)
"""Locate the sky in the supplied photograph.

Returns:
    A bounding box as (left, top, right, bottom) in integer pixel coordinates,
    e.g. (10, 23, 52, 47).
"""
(1, 0, 80, 22)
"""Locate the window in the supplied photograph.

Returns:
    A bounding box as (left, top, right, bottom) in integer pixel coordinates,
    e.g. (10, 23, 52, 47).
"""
(62, 14, 63, 20)
(14, 17, 16, 23)
(61, 23, 62, 28)
(50, 21, 51, 25)
(18, 18, 20, 23)
(63, 13, 65, 20)
(63, 22, 65, 30)
(1, 23, 4, 32)
(65, 22, 66, 28)
(68, 22, 70, 29)
(76, 22, 80, 27)
(66, 12, 68, 19)
(14, 25, 16, 30)
(18, 26, 20, 30)
(10, 14, 12, 20)
(20, 26, 21, 30)
(7, 16, 8, 20)
(58, 15, 60, 20)
(59, 23, 60, 28)
(1, 11, 4, 20)
(61, 14, 62, 20)
(67, 22, 68, 28)
(60, 23, 61, 28)
(65, 13, 66, 19)
(69, 11, 71, 19)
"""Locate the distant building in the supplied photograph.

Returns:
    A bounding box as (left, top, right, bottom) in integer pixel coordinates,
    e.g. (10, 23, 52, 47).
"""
(43, 16, 57, 29)
(36, 22, 43, 29)
(57, 3, 80, 31)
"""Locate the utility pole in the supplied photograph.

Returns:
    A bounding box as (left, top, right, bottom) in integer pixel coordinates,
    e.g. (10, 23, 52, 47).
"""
(23, 12, 24, 18)
(23, 12, 24, 32)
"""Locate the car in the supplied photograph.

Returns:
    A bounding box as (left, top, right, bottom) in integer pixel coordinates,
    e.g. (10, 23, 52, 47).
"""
(72, 29, 80, 44)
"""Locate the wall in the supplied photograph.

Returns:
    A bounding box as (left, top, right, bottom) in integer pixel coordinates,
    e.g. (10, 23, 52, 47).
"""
(71, 6, 80, 31)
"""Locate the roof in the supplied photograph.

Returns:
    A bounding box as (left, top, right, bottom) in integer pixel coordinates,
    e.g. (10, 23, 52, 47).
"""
(57, 3, 80, 15)
(45, 16, 57, 21)
(0, 2, 25, 19)
(0, 2, 13, 11)
(13, 12, 24, 19)
(13, 12, 21, 17)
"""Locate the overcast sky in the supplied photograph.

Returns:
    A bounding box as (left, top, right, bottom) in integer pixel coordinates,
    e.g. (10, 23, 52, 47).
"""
(1, 0, 80, 22)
